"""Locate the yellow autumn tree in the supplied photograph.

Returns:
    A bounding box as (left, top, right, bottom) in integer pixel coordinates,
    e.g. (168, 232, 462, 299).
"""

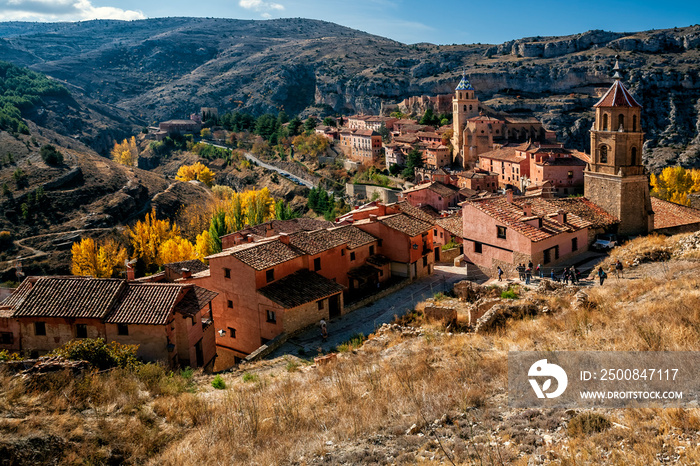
(650, 166, 700, 206)
(175, 162, 215, 187)
(195, 230, 212, 262)
(112, 136, 138, 166)
(72, 238, 127, 278)
(127, 209, 181, 270)
(158, 236, 197, 265)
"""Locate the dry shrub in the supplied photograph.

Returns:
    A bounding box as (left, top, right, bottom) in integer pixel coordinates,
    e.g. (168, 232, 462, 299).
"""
(568, 412, 612, 437)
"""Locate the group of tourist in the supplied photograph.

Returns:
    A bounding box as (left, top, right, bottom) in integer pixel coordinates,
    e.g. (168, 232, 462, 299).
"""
(497, 259, 624, 287)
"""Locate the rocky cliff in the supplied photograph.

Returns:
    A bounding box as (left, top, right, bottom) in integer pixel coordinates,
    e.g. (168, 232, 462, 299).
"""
(1, 19, 699, 168)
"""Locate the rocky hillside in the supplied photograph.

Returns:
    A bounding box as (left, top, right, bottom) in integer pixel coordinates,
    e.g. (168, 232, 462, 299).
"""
(1, 19, 700, 168)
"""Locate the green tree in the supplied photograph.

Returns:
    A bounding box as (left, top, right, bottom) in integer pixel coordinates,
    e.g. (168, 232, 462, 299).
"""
(288, 117, 303, 136)
(402, 148, 424, 179)
(13, 168, 28, 189)
(274, 199, 298, 220)
(208, 209, 228, 254)
(322, 117, 337, 127)
(419, 108, 440, 126)
(40, 144, 63, 165)
(304, 117, 318, 133)
(378, 123, 391, 143)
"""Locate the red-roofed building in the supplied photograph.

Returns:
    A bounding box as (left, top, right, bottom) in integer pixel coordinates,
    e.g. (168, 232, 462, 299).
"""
(399, 181, 461, 211)
(1, 277, 217, 368)
(461, 191, 590, 275)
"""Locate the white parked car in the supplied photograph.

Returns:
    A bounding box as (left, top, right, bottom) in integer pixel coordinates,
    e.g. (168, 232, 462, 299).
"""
(592, 234, 618, 250)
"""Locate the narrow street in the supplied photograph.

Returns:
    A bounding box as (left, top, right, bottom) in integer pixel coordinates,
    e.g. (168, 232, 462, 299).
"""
(267, 264, 485, 358)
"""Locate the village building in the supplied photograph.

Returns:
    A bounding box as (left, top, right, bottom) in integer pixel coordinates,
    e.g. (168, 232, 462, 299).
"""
(584, 61, 654, 236)
(415, 167, 499, 192)
(0, 277, 217, 368)
(461, 191, 592, 274)
(478, 144, 530, 191)
(159, 119, 202, 137)
(399, 181, 461, 212)
(314, 125, 339, 141)
(338, 128, 383, 162)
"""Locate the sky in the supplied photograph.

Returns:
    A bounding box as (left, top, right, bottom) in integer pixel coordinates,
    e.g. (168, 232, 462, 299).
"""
(0, 0, 699, 45)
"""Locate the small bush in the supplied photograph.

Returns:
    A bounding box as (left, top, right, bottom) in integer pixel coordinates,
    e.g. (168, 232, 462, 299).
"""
(285, 360, 300, 372)
(211, 374, 226, 389)
(336, 332, 366, 353)
(568, 412, 611, 437)
(242, 372, 259, 383)
(501, 287, 519, 300)
(49, 338, 140, 370)
(0, 349, 21, 361)
(0, 230, 12, 250)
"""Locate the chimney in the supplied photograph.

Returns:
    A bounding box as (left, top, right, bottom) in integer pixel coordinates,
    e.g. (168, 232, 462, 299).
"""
(180, 268, 192, 279)
(523, 203, 532, 217)
(126, 263, 135, 281)
(506, 189, 513, 203)
(557, 210, 567, 224)
(279, 232, 290, 244)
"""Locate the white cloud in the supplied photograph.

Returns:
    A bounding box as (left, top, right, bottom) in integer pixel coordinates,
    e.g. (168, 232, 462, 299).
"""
(0, 0, 145, 21)
(239, 0, 284, 16)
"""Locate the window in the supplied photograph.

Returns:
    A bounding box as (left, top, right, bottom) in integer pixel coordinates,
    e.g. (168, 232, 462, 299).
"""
(317, 300, 324, 310)
(434, 229, 438, 236)
(568, 170, 573, 179)
(228, 327, 236, 338)
(599, 145, 608, 164)
(474, 242, 483, 254)
(223, 268, 231, 279)
(0, 332, 13, 345)
(341, 249, 345, 256)
(631, 147, 637, 165)
(572, 237, 578, 252)
(633, 115, 637, 132)
(314, 257, 321, 271)
(602, 113, 608, 131)
(350, 251, 356, 261)
(266, 310, 276, 323)
(266, 269, 275, 283)
(227, 300, 233, 309)
(35, 322, 46, 336)
(76, 324, 87, 339)
(497, 226, 507, 239)
(117, 324, 129, 336)
(618, 114, 624, 130)
(369, 245, 375, 255)
(440, 232, 443, 238)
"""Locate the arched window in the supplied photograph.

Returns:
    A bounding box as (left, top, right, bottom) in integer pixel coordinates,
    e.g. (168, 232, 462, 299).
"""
(460, 93, 463, 99)
(599, 145, 608, 163)
(602, 114, 608, 131)
(469, 105, 473, 111)
(632, 115, 637, 132)
(463, 105, 467, 112)
(631, 147, 637, 165)
(618, 114, 625, 130)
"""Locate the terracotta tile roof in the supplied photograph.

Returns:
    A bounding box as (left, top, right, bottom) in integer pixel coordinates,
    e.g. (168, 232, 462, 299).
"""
(354, 129, 379, 137)
(366, 254, 391, 266)
(402, 181, 459, 198)
(258, 270, 343, 309)
(379, 213, 433, 237)
(467, 115, 503, 123)
(224, 218, 334, 241)
(547, 198, 619, 229)
(464, 195, 591, 242)
(393, 201, 438, 223)
(418, 204, 441, 218)
(164, 260, 209, 275)
(651, 197, 700, 230)
(594, 80, 642, 108)
(106, 283, 183, 325)
(173, 286, 218, 318)
(502, 116, 542, 124)
(13, 277, 125, 319)
(289, 229, 347, 255)
(436, 215, 463, 237)
(328, 225, 378, 249)
(1, 277, 37, 309)
(478, 144, 528, 163)
(209, 239, 305, 270)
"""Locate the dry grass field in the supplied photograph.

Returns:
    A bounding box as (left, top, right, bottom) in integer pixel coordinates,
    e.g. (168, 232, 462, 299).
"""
(3, 233, 700, 464)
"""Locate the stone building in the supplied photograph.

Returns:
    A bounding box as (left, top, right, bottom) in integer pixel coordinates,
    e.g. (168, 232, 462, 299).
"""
(584, 61, 654, 236)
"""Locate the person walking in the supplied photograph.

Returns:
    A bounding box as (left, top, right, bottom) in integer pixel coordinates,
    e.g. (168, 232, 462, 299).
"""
(562, 267, 569, 285)
(517, 263, 524, 281)
(320, 319, 328, 341)
(525, 265, 531, 285)
(536, 263, 542, 278)
(497, 266, 503, 282)
(571, 265, 578, 284)
(598, 266, 607, 286)
(615, 259, 623, 279)
(550, 269, 555, 281)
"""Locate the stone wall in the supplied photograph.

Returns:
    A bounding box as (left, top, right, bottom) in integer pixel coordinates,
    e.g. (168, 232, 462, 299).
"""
(346, 183, 401, 204)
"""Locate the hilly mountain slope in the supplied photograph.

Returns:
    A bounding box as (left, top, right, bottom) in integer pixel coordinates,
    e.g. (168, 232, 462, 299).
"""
(1, 19, 699, 168)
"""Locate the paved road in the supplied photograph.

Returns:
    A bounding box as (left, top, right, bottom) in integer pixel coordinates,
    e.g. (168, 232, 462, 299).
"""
(267, 264, 485, 358)
(208, 143, 317, 189)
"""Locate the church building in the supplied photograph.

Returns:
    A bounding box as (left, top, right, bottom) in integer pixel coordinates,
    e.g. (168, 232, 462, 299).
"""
(583, 61, 654, 236)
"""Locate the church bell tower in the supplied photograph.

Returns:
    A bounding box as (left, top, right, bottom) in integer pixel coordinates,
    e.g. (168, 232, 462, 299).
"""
(584, 60, 654, 236)
(452, 72, 479, 167)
